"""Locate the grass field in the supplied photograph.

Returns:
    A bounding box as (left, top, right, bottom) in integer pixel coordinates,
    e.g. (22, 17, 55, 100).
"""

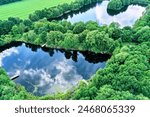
(0, 0, 74, 20)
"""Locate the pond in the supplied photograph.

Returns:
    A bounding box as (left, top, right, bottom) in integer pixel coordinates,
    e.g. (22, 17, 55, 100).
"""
(0, 1, 146, 96)
(66, 1, 146, 27)
(0, 42, 110, 96)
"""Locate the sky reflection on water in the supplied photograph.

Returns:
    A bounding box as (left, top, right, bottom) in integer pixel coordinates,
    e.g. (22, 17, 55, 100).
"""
(67, 1, 145, 27)
(0, 44, 108, 96)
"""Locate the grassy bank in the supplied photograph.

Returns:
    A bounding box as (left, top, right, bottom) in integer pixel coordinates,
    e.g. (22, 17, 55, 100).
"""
(0, 0, 74, 20)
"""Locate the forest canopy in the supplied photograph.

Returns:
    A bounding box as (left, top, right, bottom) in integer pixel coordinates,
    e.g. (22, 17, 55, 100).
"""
(107, 0, 150, 10)
(0, 0, 149, 100)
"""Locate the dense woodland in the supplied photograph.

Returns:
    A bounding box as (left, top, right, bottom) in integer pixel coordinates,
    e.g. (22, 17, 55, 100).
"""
(0, 0, 21, 5)
(28, 0, 103, 21)
(107, 0, 150, 10)
(0, 0, 150, 100)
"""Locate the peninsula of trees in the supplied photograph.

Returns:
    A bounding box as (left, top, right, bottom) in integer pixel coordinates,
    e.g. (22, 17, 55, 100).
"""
(0, 0, 149, 100)
(107, 0, 150, 10)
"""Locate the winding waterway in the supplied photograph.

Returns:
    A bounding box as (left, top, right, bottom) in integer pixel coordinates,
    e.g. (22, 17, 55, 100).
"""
(66, 1, 145, 27)
(0, 1, 146, 96)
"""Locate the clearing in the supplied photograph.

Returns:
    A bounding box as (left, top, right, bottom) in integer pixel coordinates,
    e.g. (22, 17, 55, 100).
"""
(0, 0, 74, 20)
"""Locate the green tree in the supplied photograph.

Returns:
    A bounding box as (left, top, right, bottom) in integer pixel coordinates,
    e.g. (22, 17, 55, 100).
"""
(85, 30, 115, 53)
(47, 31, 64, 46)
(11, 23, 25, 35)
(85, 21, 99, 31)
(107, 0, 123, 10)
(61, 33, 80, 49)
(73, 22, 85, 34)
(134, 26, 150, 42)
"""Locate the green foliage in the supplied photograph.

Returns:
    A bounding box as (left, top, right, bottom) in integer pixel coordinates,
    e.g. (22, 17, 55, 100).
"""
(0, 0, 21, 5)
(134, 26, 150, 42)
(0, 68, 35, 100)
(47, 31, 64, 47)
(0, 0, 150, 100)
(85, 21, 99, 31)
(72, 43, 150, 99)
(24, 30, 37, 42)
(107, 0, 150, 10)
(95, 85, 148, 100)
(14, 20, 117, 54)
(134, 5, 150, 28)
(29, 0, 102, 21)
(0, 17, 22, 36)
(61, 33, 80, 49)
(85, 30, 115, 53)
(121, 26, 133, 42)
(107, 0, 123, 11)
(0, 0, 75, 20)
(39, 91, 72, 100)
(73, 22, 85, 34)
(11, 23, 25, 35)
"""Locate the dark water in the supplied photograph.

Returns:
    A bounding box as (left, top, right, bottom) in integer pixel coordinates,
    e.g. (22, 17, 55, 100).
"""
(66, 1, 145, 27)
(0, 43, 110, 96)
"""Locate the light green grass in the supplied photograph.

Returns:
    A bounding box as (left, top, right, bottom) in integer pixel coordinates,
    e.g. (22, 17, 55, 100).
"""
(0, 0, 74, 20)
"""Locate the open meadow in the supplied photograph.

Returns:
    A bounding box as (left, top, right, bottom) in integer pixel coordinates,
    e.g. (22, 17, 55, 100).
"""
(0, 0, 74, 20)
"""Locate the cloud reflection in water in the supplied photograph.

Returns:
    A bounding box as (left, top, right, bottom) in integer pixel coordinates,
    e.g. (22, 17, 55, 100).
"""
(0, 47, 18, 67)
(20, 60, 83, 95)
(0, 44, 107, 96)
(95, 2, 145, 27)
(67, 1, 145, 27)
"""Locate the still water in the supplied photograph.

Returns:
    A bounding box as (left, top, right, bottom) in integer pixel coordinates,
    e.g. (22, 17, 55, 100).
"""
(0, 43, 110, 96)
(66, 1, 145, 27)
(0, 1, 146, 96)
